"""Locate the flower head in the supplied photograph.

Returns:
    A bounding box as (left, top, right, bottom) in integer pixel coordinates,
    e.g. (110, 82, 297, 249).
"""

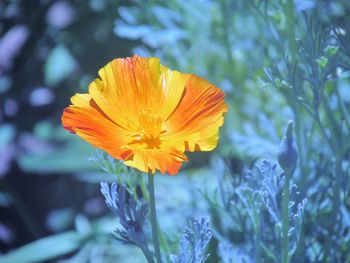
(278, 120, 298, 173)
(62, 55, 227, 175)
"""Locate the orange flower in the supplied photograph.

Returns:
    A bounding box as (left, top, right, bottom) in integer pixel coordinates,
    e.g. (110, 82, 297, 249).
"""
(62, 55, 228, 175)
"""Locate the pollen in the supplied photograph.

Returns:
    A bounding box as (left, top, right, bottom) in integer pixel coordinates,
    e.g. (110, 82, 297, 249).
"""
(126, 110, 164, 149)
(138, 110, 163, 139)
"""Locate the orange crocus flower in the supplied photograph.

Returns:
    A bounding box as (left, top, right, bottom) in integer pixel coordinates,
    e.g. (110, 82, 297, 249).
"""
(62, 55, 227, 175)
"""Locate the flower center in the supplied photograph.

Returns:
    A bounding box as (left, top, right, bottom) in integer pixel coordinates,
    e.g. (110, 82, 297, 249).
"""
(138, 110, 162, 138)
(128, 110, 163, 149)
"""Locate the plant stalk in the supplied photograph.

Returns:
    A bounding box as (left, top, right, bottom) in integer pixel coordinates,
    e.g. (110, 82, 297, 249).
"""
(282, 168, 292, 263)
(141, 245, 156, 263)
(148, 172, 162, 263)
(285, 0, 296, 63)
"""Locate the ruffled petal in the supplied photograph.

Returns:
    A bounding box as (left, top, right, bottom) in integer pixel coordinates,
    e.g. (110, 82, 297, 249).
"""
(62, 93, 133, 160)
(157, 65, 189, 120)
(124, 147, 187, 175)
(163, 75, 228, 152)
(88, 56, 189, 131)
(88, 59, 140, 131)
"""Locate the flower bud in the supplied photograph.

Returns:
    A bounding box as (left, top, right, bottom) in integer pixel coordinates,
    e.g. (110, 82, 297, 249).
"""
(324, 45, 339, 56)
(278, 120, 298, 172)
(316, 56, 328, 69)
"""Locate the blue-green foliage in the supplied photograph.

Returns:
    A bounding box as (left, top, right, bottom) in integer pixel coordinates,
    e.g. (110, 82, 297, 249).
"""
(91, 150, 146, 197)
(1, 0, 350, 262)
(100, 182, 149, 248)
(211, 159, 306, 262)
(112, 0, 350, 261)
(170, 217, 212, 263)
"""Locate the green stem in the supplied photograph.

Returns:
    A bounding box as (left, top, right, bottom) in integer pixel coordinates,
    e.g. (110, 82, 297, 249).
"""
(254, 214, 261, 263)
(335, 84, 350, 131)
(141, 245, 156, 263)
(285, 0, 296, 63)
(294, 107, 308, 182)
(219, 0, 235, 74)
(282, 168, 292, 263)
(140, 177, 149, 203)
(331, 157, 342, 227)
(158, 225, 171, 257)
(148, 172, 162, 263)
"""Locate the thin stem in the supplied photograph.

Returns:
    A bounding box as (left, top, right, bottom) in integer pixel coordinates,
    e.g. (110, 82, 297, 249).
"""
(140, 177, 150, 203)
(294, 107, 308, 177)
(158, 225, 171, 257)
(254, 212, 261, 263)
(335, 84, 350, 130)
(314, 112, 334, 151)
(331, 157, 342, 229)
(141, 245, 156, 263)
(219, 0, 235, 77)
(282, 168, 292, 263)
(148, 172, 162, 263)
(285, 0, 297, 63)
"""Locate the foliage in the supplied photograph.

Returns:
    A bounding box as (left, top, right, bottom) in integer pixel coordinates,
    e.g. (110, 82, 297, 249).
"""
(0, 231, 90, 263)
(100, 182, 153, 260)
(113, 0, 350, 261)
(208, 149, 306, 262)
(1, 0, 350, 262)
(100, 182, 149, 247)
(170, 217, 212, 263)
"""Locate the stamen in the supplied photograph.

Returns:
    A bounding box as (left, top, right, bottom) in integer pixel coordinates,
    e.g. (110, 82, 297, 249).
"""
(128, 110, 164, 149)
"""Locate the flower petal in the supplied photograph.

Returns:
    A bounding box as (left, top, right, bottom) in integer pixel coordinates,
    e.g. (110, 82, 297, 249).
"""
(163, 75, 228, 152)
(88, 56, 189, 131)
(124, 147, 187, 175)
(88, 59, 140, 131)
(157, 65, 190, 120)
(62, 93, 133, 160)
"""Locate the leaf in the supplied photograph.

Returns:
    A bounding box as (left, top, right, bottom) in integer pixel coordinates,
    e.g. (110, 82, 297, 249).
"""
(46, 208, 75, 232)
(44, 45, 77, 86)
(0, 231, 89, 263)
(17, 139, 96, 174)
(0, 124, 15, 149)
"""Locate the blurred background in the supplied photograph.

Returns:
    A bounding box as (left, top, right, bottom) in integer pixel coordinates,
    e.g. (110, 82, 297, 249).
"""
(0, 0, 350, 262)
(0, 0, 135, 252)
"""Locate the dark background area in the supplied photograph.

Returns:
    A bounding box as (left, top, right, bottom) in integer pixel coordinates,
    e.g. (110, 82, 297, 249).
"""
(0, 0, 136, 251)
